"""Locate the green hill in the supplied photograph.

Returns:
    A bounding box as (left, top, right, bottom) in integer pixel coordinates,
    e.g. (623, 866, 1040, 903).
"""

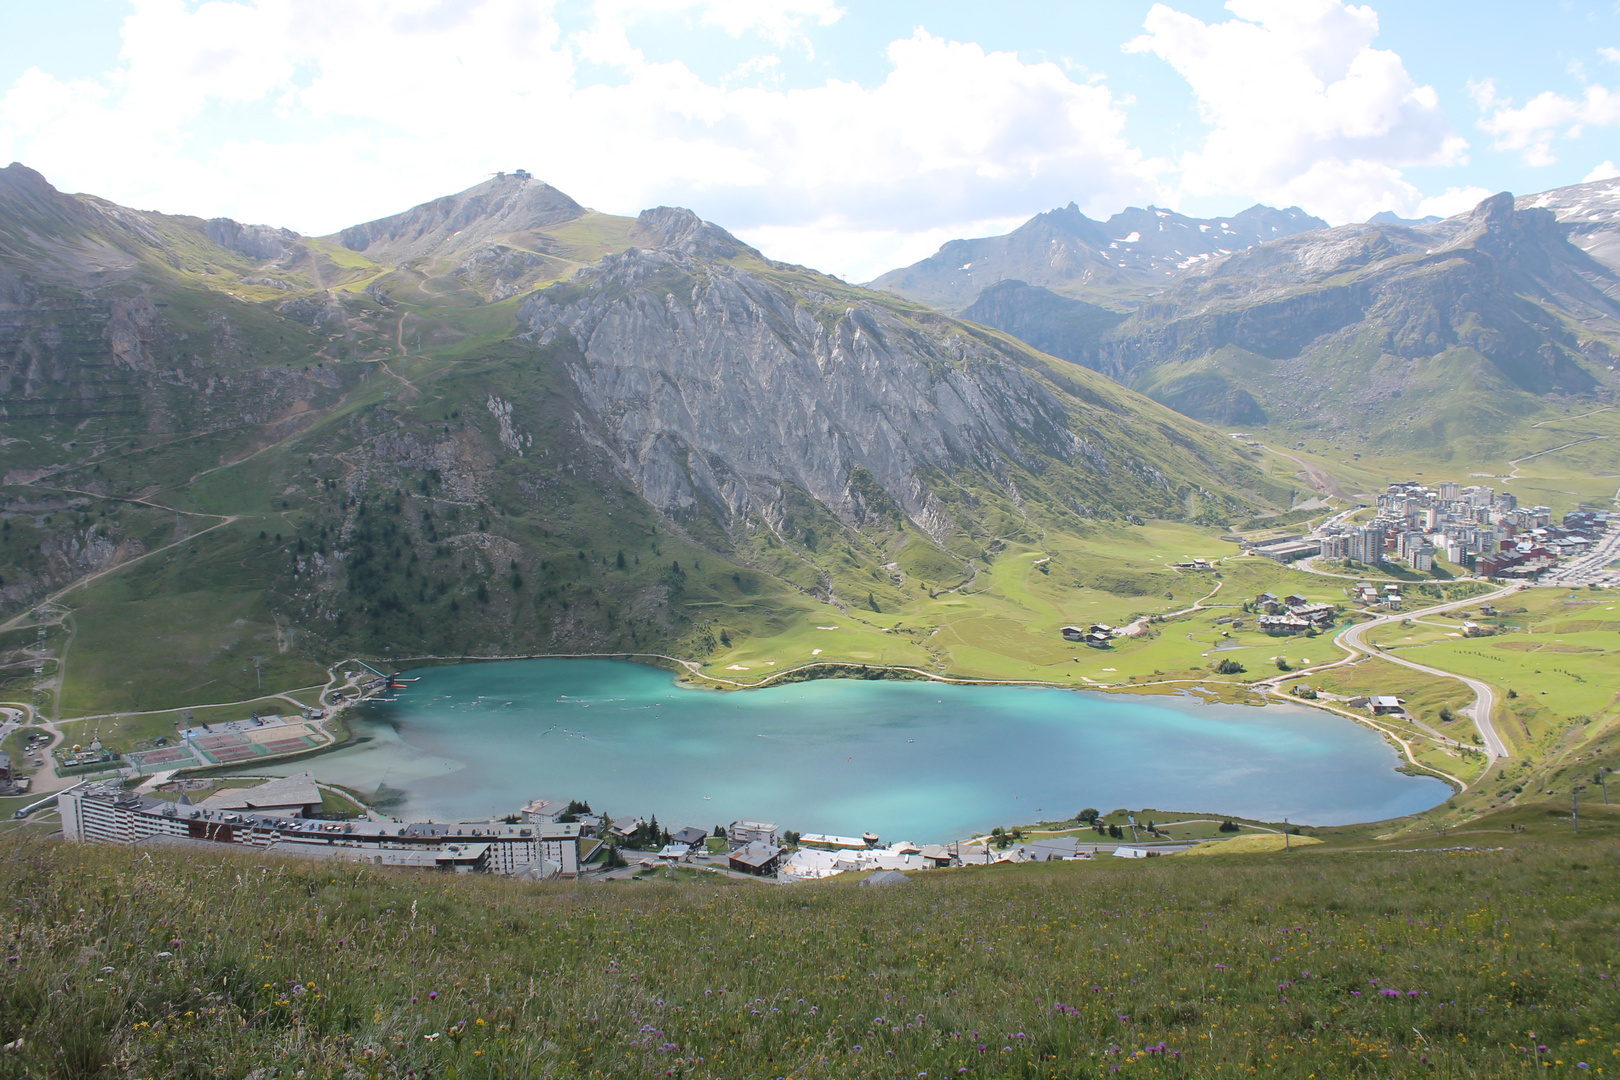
(2, 815, 1616, 1079)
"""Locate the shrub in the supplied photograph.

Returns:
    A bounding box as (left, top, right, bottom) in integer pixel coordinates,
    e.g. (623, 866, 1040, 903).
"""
(1214, 658, 1247, 675)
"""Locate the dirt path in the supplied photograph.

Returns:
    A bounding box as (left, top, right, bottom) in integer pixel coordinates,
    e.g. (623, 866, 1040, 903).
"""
(0, 512, 238, 635)
(1505, 435, 1609, 479)
(1533, 406, 1613, 428)
(1122, 578, 1223, 636)
(375, 359, 420, 400)
(1261, 445, 1355, 500)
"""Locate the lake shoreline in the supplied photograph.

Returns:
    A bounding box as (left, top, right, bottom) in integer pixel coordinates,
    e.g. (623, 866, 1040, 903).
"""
(223, 656, 1451, 842)
(351, 652, 1467, 794)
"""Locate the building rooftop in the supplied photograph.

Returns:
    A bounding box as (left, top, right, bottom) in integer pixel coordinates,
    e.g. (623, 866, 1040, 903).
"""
(201, 773, 322, 812)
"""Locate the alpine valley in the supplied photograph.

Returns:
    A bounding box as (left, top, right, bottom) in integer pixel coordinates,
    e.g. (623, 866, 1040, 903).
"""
(0, 161, 1616, 742)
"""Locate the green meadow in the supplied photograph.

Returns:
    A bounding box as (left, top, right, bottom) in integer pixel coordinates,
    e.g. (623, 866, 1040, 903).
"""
(1368, 588, 1620, 759)
(3, 817, 1618, 1080)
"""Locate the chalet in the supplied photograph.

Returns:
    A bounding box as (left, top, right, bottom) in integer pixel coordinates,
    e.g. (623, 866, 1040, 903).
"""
(655, 843, 691, 863)
(728, 841, 783, 875)
(1258, 614, 1312, 635)
(670, 826, 710, 852)
(1282, 594, 1310, 608)
(609, 816, 641, 839)
(1288, 601, 1337, 626)
(1369, 696, 1405, 715)
(1463, 621, 1494, 637)
(1062, 624, 1116, 648)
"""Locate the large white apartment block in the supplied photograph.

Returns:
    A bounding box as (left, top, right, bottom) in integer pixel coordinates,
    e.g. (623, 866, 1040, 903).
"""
(59, 785, 579, 877)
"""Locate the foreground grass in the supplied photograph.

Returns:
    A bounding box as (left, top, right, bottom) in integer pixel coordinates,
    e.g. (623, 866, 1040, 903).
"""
(2, 836, 1617, 1079)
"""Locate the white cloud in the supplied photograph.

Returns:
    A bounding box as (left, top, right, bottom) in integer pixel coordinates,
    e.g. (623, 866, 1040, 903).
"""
(0, 1, 1159, 281)
(1477, 83, 1620, 167)
(597, 0, 845, 49)
(1126, 0, 1466, 223)
(1600, 47, 1620, 65)
(1585, 160, 1620, 182)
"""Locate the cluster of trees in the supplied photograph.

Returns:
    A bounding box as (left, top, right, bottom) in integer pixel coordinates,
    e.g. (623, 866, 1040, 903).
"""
(1075, 811, 1125, 839)
(556, 799, 592, 823)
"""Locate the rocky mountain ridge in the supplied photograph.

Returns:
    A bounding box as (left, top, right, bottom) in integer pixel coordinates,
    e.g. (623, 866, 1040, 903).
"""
(1519, 175, 1620, 274)
(954, 190, 1620, 443)
(868, 201, 1327, 312)
(519, 208, 1281, 547)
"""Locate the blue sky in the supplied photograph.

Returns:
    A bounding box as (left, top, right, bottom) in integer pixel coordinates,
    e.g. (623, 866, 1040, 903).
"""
(2, 1, 1617, 280)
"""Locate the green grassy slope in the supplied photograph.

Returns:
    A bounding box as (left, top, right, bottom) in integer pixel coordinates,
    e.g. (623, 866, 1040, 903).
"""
(4, 173, 1306, 717)
(1, 828, 1616, 1079)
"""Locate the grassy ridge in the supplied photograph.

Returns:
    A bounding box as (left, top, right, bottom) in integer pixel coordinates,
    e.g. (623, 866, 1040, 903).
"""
(2, 829, 1617, 1079)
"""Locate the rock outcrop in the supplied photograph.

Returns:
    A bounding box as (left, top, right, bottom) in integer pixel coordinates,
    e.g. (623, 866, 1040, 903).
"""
(205, 218, 300, 261)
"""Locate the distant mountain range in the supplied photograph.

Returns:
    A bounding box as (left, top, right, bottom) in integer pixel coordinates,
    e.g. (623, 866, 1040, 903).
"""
(874, 179, 1620, 445)
(867, 202, 1328, 311)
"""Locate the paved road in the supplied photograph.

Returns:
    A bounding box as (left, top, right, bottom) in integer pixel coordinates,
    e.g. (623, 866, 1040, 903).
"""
(1277, 584, 1523, 764)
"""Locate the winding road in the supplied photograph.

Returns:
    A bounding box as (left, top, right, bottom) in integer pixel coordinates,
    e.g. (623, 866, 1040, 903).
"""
(1258, 582, 1522, 764)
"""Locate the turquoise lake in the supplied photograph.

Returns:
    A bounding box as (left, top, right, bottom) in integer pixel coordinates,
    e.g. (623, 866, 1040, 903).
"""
(247, 658, 1450, 842)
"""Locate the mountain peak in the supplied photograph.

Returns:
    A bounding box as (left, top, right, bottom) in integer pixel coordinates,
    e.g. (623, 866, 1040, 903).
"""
(631, 207, 752, 260)
(0, 161, 95, 235)
(332, 173, 586, 263)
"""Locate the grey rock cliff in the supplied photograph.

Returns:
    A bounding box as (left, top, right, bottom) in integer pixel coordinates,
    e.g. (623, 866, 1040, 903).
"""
(1518, 175, 1620, 273)
(520, 241, 1088, 540)
(205, 217, 300, 261)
